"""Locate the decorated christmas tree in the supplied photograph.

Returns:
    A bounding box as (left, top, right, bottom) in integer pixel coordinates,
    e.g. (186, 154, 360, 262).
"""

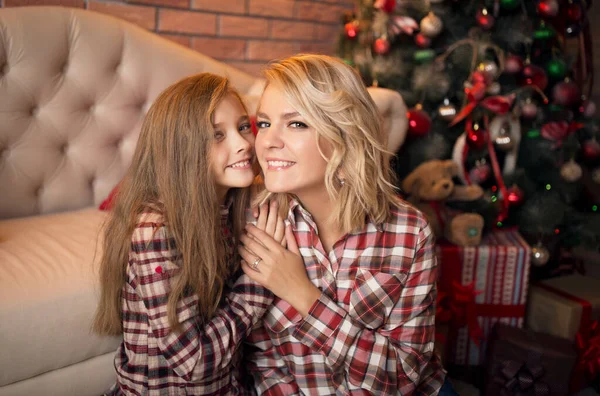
(338, 0, 600, 275)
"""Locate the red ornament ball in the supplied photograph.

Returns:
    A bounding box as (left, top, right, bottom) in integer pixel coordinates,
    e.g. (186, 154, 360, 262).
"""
(415, 33, 432, 48)
(521, 100, 538, 119)
(583, 139, 600, 160)
(469, 161, 492, 184)
(552, 80, 582, 107)
(467, 124, 488, 150)
(521, 64, 548, 90)
(373, 37, 391, 55)
(377, 0, 396, 13)
(538, 0, 560, 18)
(407, 107, 431, 137)
(507, 185, 525, 206)
(504, 54, 524, 74)
(344, 22, 359, 39)
(476, 8, 495, 30)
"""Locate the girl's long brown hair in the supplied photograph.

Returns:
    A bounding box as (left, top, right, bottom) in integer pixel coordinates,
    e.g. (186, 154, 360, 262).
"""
(92, 73, 251, 336)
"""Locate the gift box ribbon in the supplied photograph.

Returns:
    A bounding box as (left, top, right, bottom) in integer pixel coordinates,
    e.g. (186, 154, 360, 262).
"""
(437, 243, 527, 332)
(494, 359, 550, 396)
(437, 281, 485, 345)
(576, 320, 600, 383)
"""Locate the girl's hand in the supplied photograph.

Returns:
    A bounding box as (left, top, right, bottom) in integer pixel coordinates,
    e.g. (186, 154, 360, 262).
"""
(252, 200, 286, 246)
(238, 224, 321, 317)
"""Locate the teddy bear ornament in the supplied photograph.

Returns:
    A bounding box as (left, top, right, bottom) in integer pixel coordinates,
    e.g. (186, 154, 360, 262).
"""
(401, 160, 486, 246)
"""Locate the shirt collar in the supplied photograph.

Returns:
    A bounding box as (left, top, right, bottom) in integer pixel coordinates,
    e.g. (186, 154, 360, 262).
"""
(220, 196, 234, 219)
(287, 196, 384, 234)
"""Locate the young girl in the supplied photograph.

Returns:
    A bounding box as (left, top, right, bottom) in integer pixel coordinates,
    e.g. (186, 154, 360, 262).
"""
(92, 73, 278, 395)
(238, 55, 451, 395)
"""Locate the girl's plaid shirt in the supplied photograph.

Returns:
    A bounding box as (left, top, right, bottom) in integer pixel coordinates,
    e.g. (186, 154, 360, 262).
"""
(245, 198, 446, 395)
(112, 209, 272, 395)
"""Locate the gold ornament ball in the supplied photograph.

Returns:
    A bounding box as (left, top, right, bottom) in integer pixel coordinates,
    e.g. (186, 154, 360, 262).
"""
(592, 167, 600, 184)
(420, 12, 443, 38)
(560, 159, 582, 182)
(531, 244, 550, 267)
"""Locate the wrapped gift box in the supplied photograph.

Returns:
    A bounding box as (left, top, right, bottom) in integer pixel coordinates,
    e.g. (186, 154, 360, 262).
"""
(526, 275, 600, 391)
(484, 323, 577, 396)
(436, 230, 532, 366)
(526, 275, 600, 342)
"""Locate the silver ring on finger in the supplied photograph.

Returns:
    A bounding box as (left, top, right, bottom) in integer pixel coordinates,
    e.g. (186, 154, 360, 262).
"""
(251, 257, 262, 271)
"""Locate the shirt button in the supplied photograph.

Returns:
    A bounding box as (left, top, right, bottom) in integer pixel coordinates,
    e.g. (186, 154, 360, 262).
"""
(324, 272, 335, 283)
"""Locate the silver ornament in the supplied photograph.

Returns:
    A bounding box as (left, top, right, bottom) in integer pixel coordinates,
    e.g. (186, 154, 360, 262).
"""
(583, 100, 597, 118)
(531, 243, 550, 267)
(560, 159, 583, 182)
(420, 12, 443, 38)
(478, 61, 499, 80)
(438, 98, 457, 122)
(487, 82, 501, 95)
(494, 121, 515, 151)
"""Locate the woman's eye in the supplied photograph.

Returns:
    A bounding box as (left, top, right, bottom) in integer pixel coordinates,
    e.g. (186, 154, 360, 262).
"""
(289, 121, 308, 128)
(239, 123, 251, 133)
(256, 121, 270, 128)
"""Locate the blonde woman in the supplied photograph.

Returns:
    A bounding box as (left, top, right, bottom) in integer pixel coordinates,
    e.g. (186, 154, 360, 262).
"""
(238, 55, 451, 395)
(93, 73, 281, 395)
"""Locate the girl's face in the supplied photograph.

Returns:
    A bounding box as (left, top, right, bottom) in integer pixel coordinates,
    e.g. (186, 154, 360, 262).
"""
(211, 93, 256, 202)
(255, 84, 329, 197)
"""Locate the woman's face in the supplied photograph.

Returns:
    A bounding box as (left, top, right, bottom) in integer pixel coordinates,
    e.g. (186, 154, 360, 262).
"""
(255, 84, 329, 197)
(210, 93, 256, 202)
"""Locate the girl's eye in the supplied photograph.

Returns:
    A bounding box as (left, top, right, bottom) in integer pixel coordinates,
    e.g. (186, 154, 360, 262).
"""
(256, 121, 270, 129)
(239, 123, 251, 133)
(289, 121, 308, 129)
(214, 131, 225, 141)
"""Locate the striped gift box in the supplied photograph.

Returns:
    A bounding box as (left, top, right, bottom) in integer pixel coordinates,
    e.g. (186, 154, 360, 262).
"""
(436, 230, 532, 366)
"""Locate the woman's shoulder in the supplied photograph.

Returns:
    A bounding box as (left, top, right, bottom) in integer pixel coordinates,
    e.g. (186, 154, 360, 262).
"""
(385, 196, 430, 231)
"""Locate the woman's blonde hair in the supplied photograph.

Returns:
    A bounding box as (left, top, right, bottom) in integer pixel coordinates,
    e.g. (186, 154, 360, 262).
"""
(257, 54, 398, 233)
(93, 73, 251, 336)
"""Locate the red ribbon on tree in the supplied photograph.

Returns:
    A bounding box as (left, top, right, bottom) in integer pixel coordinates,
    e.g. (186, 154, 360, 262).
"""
(458, 115, 511, 224)
(437, 280, 484, 345)
(540, 120, 585, 148)
(450, 80, 515, 127)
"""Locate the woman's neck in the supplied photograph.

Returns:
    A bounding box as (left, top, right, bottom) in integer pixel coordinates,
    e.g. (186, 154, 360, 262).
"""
(296, 188, 343, 253)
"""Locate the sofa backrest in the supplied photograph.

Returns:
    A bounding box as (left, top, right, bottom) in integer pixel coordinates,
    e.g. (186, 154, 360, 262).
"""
(0, 6, 265, 219)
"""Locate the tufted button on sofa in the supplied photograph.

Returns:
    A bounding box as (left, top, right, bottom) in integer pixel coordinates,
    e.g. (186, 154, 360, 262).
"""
(0, 6, 407, 396)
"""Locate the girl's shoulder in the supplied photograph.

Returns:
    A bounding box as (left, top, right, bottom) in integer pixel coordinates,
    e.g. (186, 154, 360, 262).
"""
(135, 204, 166, 228)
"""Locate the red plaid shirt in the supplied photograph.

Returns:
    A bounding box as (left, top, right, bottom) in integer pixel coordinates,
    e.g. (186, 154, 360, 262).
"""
(245, 198, 445, 395)
(112, 207, 273, 395)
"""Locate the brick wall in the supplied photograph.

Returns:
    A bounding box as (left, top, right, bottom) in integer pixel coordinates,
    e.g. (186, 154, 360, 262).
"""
(588, 4, 600, 106)
(1, 0, 354, 76)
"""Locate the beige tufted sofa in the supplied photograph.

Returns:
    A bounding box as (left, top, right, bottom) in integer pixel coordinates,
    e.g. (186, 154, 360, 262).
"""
(0, 6, 407, 396)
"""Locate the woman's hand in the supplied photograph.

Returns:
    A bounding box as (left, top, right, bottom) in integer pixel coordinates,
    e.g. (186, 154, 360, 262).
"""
(252, 200, 286, 246)
(238, 224, 321, 317)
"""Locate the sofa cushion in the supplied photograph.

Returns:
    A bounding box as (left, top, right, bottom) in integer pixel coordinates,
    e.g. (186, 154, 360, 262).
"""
(0, 208, 121, 387)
